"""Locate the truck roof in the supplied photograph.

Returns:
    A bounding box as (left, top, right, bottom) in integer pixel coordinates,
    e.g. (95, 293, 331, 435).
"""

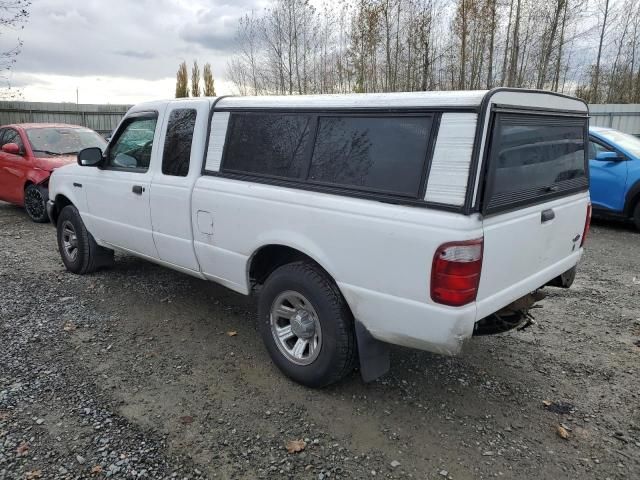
(132, 88, 587, 114)
(215, 90, 489, 109)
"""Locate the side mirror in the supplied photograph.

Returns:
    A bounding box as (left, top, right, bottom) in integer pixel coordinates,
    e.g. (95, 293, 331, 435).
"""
(594, 151, 624, 162)
(1, 143, 21, 155)
(77, 147, 104, 167)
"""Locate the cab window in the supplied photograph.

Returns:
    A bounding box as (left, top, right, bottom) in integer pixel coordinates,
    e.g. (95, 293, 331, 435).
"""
(162, 109, 197, 177)
(107, 115, 158, 171)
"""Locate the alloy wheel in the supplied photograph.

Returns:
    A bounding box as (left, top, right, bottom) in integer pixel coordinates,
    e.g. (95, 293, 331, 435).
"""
(270, 290, 322, 366)
(25, 187, 44, 219)
(61, 220, 79, 262)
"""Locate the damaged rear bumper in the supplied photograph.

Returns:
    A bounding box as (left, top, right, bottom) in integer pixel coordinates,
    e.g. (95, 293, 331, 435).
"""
(473, 266, 578, 336)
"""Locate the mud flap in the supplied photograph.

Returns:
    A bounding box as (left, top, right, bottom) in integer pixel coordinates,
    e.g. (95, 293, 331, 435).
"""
(355, 321, 390, 382)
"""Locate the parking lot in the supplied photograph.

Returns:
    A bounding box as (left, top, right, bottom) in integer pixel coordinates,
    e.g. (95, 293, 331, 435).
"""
(0, 200, 639, 479)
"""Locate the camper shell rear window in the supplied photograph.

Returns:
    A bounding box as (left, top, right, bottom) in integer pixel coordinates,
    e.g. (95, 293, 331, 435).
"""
(483, 113, 588, 214)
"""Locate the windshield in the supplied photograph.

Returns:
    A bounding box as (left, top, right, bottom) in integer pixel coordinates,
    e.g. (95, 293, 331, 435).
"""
(26, 127, 107, 157)
(596, 129, 640, 158)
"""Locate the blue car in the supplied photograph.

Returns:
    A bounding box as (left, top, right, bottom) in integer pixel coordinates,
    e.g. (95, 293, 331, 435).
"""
(589, 126, 640, 230)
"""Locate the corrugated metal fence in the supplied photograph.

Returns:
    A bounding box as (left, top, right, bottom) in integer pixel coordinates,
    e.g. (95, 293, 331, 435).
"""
(2, 100, 640, 138)
(0, 101, 131, 136)
(588, 104, 640, 137)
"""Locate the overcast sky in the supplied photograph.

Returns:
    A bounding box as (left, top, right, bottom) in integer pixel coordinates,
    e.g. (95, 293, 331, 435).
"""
(4, 0, 269, 104)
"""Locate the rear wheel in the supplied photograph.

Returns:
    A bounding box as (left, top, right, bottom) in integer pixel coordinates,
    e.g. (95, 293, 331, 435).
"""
(24, 184, 49, 223)
(57, 205, 113, 274)
(257, 262, 356, 388)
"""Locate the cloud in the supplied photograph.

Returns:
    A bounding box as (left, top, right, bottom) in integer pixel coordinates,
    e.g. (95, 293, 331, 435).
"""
(179, 9, 241, 53)
(6, 0, 267, 102)
(114, 50, 157, 60)
(179, 28, 238, 53)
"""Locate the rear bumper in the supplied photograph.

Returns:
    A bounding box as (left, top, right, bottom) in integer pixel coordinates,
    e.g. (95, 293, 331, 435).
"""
(339, 250, 582, 356)
(338, 282, 476, 355)
(475, 249, 582, 320)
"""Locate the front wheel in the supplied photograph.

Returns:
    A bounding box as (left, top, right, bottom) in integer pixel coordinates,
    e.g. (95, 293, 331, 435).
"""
(24, 184, 49, 223)
(57, 205, 113, 274)
(257, 262, 356, 388)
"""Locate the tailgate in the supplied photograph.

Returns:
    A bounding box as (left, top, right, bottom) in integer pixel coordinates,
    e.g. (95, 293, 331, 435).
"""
(476, 110, 589, 318)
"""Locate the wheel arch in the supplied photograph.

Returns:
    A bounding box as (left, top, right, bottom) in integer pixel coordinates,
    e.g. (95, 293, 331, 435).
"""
(247, 244, 339, 293)
(20, 171, 50, 205)
(50, 193, 74, 225)
(624, 179, 640, 217)
(25, 170, 51, 188)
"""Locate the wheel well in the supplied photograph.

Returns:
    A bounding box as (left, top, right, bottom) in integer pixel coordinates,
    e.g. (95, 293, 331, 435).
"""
(625, 181, 640, 217)
(24, 179, 48, 190)
(248, 245, 331, 290)
(629, 192, 640, 217)
(23, 181, 37, 196)
(51, 194, 73, 224)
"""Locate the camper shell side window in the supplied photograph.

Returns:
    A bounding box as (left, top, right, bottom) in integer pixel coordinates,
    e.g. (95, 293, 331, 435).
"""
(217, 110, 439, 203)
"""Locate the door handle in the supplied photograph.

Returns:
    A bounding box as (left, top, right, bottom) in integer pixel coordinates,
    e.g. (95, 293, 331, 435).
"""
(541, 209, 555, 222)
(132, 185, 145, 195)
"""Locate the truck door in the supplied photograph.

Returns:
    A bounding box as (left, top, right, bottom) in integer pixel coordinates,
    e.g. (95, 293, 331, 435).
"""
(83, 111, 160, 259)
(149, 100, 209, 272)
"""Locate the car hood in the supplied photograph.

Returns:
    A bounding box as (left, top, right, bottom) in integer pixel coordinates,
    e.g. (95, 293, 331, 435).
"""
(33, 155, 76, 171)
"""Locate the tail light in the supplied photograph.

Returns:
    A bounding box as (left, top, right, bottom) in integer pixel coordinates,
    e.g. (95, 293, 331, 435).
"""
(431, 238, 483, 307)
(580, 203, 592, 247)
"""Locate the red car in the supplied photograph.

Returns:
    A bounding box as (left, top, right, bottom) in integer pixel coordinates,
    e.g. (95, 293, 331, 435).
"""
(0, 123, 107, 222)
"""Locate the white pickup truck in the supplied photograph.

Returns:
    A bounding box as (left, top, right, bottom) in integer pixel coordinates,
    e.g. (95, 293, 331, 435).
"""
(47, 89, 591, 387)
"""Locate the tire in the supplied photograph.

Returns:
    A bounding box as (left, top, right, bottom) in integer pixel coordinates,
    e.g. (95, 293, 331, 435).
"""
(633, 201, 640, 231)
(257, 261, 357, 388)
(24, 184, 49, 223)
(56, 205, 113, 274)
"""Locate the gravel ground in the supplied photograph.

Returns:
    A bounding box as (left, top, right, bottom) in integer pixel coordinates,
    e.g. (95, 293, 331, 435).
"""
(1, 200, 639, 480)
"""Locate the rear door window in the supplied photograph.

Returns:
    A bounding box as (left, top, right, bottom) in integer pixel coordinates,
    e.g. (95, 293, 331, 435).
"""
(308, 116, 432, 197)
(162, 109, 197, 177)
(484, 113, 588, 213)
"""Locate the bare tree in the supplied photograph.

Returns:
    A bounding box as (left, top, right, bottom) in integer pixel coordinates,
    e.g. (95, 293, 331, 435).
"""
(593, 0, 611, 102)
(485, 0, 497, 88)
(223, 0, 640, 104)
(0, 0, 31, 98)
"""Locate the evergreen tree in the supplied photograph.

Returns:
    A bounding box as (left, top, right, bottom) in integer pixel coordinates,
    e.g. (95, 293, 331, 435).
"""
(175, 61, 189, 98)
(203, 63, 216, 96)
(191, 60, 201, 97)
